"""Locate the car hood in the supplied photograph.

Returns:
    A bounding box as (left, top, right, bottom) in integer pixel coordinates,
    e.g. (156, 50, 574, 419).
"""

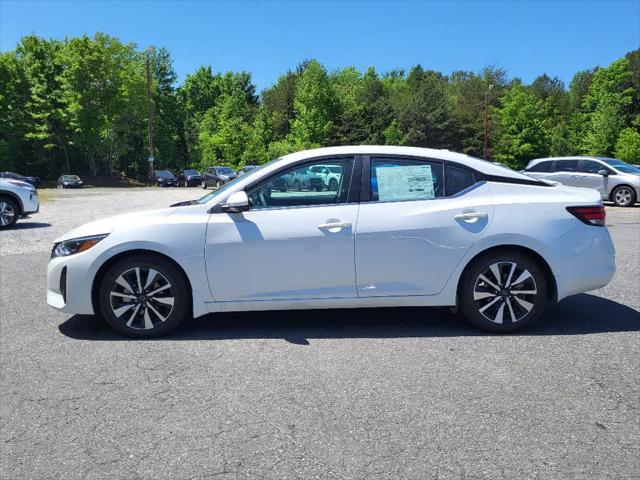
(54, 207, 177, 243)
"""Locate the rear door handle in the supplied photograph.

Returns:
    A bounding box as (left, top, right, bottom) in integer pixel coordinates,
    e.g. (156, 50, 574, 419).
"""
(318, 221, 351, 231)
(454, 212, 488, 223)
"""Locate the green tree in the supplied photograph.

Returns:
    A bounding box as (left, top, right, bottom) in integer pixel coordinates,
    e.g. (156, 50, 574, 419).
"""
(389, 66, 454, 149)
(582, 93, 625, 156)
(493, 84, 549, 167)
(615, 128, 640, 163)
(289, 60, 338, 147)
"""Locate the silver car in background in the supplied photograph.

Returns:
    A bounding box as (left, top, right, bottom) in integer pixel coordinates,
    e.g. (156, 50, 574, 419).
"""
(524, 156, 640, 207)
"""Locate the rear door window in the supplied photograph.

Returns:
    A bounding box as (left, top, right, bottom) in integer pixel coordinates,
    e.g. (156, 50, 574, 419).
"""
(555, 160, 579, 172)
(370, 157, 444, 202)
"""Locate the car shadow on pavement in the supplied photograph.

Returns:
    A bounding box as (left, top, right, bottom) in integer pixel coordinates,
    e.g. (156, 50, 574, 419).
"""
(58, 293, 640, 342)
(10, 222, 51, 230)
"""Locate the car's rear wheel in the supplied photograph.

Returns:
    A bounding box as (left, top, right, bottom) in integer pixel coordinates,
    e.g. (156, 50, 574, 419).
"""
(459, 251, 547, 332)
(215, 180, 221, 189)
(329, 178, 338, 191)
(98, 255, 189, 338)
(0, 196, 19, 229)
(611, 185, 636, 207)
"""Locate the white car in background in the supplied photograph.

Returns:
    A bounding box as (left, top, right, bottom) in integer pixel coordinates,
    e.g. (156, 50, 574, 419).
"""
(309, 164, 343, 191)
(0, 178, 39, 229)
(47, 146, 615, 338)
(524, 156, 640, 207)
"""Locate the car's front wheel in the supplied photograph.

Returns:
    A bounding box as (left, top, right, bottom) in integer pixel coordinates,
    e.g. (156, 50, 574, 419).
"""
(0, 196, 19, 229)
(98, 255, 190, 338)
(459, 251, 547, 332)
(611, 185, 636, 207)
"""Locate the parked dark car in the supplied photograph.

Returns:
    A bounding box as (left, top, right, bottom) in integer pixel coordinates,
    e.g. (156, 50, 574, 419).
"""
(57, 174, 84, 189)
(239, 165, 258, 175)
(202, 166, 237, 189)
(154, 170, 178, 187)
(177, 169, 203, 187)
(0, 171, 40, 188)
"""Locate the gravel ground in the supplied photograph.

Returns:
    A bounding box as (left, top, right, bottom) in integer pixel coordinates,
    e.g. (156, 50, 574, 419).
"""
(0, 188, 639, 479)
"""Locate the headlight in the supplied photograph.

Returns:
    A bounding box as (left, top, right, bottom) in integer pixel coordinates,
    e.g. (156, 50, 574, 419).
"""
(8, 180, 33, 190)
(52, 234, 108, 258)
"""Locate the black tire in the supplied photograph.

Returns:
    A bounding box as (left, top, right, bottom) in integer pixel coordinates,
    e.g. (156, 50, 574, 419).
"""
(459, 250, 548, 333)
(202, 180, 207, 189)
(215, 180, 221, 189)
(611, 185, 636, 207)
(98, 254, 190, 338)
(0, 196, 19, 229)
(329, 178, 338, 191)
(293, 180, 302, 192)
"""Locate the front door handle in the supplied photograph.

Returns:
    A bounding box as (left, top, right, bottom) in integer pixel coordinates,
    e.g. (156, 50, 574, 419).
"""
(454, 212, 488, 223)
(318, 221, 351, 232)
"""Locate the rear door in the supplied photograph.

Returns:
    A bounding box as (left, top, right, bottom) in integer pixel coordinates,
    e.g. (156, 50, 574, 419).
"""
(548, 159, 581, 186)
(355, 157, 494, 297)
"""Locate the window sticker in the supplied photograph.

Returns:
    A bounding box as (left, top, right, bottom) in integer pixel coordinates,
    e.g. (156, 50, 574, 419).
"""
(375, 165, 435, 201)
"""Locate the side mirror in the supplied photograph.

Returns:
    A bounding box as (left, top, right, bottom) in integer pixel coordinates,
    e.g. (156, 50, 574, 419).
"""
(598, 169, 610, 177)
(221, 190, 249, 213)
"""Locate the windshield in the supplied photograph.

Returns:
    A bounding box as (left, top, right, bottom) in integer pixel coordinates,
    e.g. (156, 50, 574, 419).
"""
(599, 158, 640, 174)
(217, 167, 236, 175)
(62, 175, 80, 180)
(184, 169, 200, 175)
(156, 170, 174, 178)
(196, 160, 277, 204)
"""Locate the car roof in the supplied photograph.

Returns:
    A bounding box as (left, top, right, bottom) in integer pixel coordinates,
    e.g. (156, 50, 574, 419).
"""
(280, 145, 534, 181)
(527, 156, 605, 166)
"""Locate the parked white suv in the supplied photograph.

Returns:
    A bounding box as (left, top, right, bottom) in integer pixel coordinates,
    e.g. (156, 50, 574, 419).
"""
(524, 156, 640, 207)
(309, 164, 343, 191)
(0, 178, 39, 229)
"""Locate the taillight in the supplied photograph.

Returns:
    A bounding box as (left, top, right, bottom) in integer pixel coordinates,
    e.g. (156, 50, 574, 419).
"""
(566, 206, 606, 226)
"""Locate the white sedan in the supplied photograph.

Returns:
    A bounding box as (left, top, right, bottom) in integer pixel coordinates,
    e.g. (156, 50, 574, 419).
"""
(47, 146, 616, 337)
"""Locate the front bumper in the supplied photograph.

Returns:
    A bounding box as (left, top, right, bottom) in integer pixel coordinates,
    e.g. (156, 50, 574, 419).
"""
(22, 191, 39, 214)
(47, 252, 96, 315)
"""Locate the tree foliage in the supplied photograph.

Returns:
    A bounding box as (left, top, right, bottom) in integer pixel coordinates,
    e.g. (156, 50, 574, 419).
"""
(1, 34, 638, 179)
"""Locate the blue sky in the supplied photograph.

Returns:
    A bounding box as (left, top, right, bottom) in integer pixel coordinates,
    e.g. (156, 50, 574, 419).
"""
(1, 0, 638, 92)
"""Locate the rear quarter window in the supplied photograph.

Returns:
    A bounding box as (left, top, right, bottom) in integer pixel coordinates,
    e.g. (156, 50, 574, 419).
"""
(445, 165, 476, 196)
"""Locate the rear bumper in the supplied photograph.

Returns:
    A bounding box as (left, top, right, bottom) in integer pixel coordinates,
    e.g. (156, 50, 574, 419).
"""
(550, 224, 616, 301)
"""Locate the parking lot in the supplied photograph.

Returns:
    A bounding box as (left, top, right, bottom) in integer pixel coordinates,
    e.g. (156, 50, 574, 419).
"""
(1, 187, 639, 479)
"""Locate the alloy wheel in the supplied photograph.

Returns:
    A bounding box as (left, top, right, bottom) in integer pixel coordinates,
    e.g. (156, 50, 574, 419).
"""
(0, 200, 16, 226)
(109, 267, 175, 330)
(473, 261, 538, 324)
(614, 187, 633, 206)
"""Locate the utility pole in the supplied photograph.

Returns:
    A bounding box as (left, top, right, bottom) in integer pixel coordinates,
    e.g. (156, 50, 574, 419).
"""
(483, 84, 494, 161)
(146, 46, 155, 185)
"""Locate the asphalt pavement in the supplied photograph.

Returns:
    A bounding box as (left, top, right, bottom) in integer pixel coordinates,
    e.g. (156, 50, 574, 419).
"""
(1, 188, 638, 479)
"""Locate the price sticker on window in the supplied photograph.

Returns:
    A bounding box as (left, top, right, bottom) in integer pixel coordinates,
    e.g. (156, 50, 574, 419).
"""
(375, 165, 435, 201)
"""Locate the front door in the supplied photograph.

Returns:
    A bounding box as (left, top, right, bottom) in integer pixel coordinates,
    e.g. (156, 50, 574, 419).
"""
(205, 156, 358, 302)
(576, 160, 610, 198)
